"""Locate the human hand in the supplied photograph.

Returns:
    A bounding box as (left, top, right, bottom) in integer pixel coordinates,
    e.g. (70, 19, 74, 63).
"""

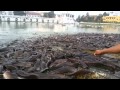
(94, 50, 103, 56)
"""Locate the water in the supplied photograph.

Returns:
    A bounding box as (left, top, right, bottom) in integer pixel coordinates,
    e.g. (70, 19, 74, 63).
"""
(0, 22, 120, 45)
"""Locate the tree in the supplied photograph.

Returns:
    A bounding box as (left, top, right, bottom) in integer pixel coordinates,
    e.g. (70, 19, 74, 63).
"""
(76, 15, 81, 22)
(43, 11, 55, 18)
(80, 15, 85, 22)
(103, 12, 109, 16)
(96, 14, 103, 23)
(72, 15, 74, 18)
(86, 12, 89, 17)
(43, 13, 49, 17)
(13, 11, 26, 16)
(48, 11, 55, 18)
(85, 12, 90, 22)
(88, 16, 94, 22)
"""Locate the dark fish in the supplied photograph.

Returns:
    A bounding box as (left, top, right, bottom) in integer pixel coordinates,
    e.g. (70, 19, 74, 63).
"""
(16, 70, 39, 79)
(28, 55, 38, 62)
(3, 65, 18, 71)
(49, 59, 68, 69)
(0, 65, 3, 73)
(49, 66, 77, 75)
(84, 61, 115, 73)
(0, 47, 8, 52)
(68, 58, 88, 68)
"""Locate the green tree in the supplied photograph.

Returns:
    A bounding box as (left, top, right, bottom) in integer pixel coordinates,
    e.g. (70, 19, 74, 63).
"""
(48, 11, 55, 18)
(72, 15, 74, 18)
(76, 15, 81, 22)
(96, 14, 103, 23)
(103, 12, 109, 16)
(81, 15, 85, 22)
(43, 11, 55, 18)
(43, 13, 49, 17)
(85, 12, 90, 22)
(13, 11, 26, 16)
(88, 16, 94, 22)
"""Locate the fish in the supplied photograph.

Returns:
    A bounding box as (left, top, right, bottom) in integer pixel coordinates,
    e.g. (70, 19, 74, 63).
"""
(3, 71, 18, 79)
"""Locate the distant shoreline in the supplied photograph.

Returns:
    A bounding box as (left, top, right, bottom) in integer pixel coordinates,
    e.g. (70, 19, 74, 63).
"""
(79, 22, 120, 25)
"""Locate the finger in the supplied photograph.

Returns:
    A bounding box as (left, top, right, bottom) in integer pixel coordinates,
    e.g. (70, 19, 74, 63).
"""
(94, 53, 96, 56)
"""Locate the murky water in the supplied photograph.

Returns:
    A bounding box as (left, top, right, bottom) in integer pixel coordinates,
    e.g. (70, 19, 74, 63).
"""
(0, 22, 120, 45)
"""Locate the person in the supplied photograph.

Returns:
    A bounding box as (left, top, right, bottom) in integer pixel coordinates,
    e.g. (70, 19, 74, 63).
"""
(94, 44, 120, 56)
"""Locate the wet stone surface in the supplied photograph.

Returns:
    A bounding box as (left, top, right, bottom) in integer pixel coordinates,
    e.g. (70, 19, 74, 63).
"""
(1, 33, 120, 79)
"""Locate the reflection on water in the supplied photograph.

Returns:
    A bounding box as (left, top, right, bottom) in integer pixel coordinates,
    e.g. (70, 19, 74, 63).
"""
(0, 22, 120, 45)
(102, 25, 120, 33)
(14, 22, 27, 29)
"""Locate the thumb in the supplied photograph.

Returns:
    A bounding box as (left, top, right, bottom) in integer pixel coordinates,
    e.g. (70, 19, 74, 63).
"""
(94, 53, 96, 56)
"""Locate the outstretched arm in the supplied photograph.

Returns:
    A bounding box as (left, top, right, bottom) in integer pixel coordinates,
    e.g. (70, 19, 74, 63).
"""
(94, 44, 120, 56)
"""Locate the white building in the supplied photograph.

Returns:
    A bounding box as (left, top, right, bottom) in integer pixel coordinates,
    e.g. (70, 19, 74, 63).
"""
(55, 13, 75, 24)
(0, 11, 75, 24)
(25, 11, 42, 17)
(0, 11, 14, 15)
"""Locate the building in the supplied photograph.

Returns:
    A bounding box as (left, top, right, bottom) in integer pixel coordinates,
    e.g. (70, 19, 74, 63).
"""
(0, 11, 75, 24)
(0, 11, 14, 15)
(55, 13, 75, 24)
(102, 16, 120, 23)
(0, 11, 49, 17)
(25, 11, 44, 17)
(102, 12, 120, 23)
